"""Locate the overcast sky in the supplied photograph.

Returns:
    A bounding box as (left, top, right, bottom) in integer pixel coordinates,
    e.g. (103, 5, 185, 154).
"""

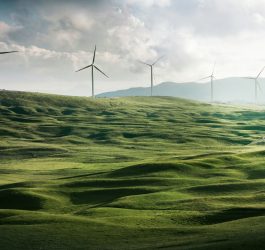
(1, 0, 265, 96)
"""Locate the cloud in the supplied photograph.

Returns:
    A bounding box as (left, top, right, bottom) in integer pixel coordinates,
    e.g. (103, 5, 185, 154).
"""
(1, 0, 265, 96)
(0, 21, 22, 39)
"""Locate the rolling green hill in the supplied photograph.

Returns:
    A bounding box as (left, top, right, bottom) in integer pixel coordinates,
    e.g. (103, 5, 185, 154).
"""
(0, 90, 265, 250)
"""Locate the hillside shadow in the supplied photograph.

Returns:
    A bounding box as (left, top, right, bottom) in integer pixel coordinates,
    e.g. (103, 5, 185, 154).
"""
(107, 163, 193, 178)
(199, 207, 265, 225)
(0, 189, 42, 210)
(70, 187, 154, 205)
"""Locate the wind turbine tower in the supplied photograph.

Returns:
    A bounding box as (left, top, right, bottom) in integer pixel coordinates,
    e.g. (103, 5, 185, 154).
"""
(244, 66, 265, 103)
(199, 63, 216, 102)
(139, 56, 163, 96)
(76, 46, 109, 98)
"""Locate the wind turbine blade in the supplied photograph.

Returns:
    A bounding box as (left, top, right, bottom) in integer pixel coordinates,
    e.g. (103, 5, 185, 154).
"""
(75, 64, 92, 72)
(138, 60, 151, 66)
(152, 55, 164, 66)
(212, 61, 216, 75)
(94, 65, 109, 78)
(92, 45, 96, 64)
(256, 66, 265, 79)
(198, 76, 211, 81)
(0, 51, 19, 54)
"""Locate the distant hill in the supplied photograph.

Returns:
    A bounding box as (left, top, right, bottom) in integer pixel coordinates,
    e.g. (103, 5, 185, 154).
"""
(98, 77, 265, 103)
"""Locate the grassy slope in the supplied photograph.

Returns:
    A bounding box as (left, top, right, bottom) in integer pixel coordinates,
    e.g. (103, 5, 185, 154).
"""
(0, 90, 265, 250)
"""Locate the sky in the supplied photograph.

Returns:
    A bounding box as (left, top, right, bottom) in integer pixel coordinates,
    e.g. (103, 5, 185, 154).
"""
(1, 0, 265, 96)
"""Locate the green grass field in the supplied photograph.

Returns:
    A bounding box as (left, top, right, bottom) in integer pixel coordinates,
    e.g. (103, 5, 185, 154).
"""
(0, 90, 265, 250)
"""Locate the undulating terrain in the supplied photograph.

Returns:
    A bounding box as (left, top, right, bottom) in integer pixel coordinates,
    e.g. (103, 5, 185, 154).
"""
(0, 90, 265, 250)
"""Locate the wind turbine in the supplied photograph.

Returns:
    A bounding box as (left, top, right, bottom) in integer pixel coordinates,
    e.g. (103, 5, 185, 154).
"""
(243, 66, 265, 103)
(76, 45, 109, 98)
(0, 51, 18, 54)
(199, 63, 216, 102)
(139, 56, 164, 96)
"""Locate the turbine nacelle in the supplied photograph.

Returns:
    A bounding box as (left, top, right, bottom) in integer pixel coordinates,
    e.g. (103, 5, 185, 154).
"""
(139, 55, 164, 68)
(198, 62, 216, 82)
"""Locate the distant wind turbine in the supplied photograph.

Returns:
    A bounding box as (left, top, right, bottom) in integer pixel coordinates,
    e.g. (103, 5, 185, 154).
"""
(139, 56, 164, 96)
(0, 51, 18, 54)
(243, 66, 265, 103)
(76, 45, 109, 98)
(199, 63, 216, 103)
